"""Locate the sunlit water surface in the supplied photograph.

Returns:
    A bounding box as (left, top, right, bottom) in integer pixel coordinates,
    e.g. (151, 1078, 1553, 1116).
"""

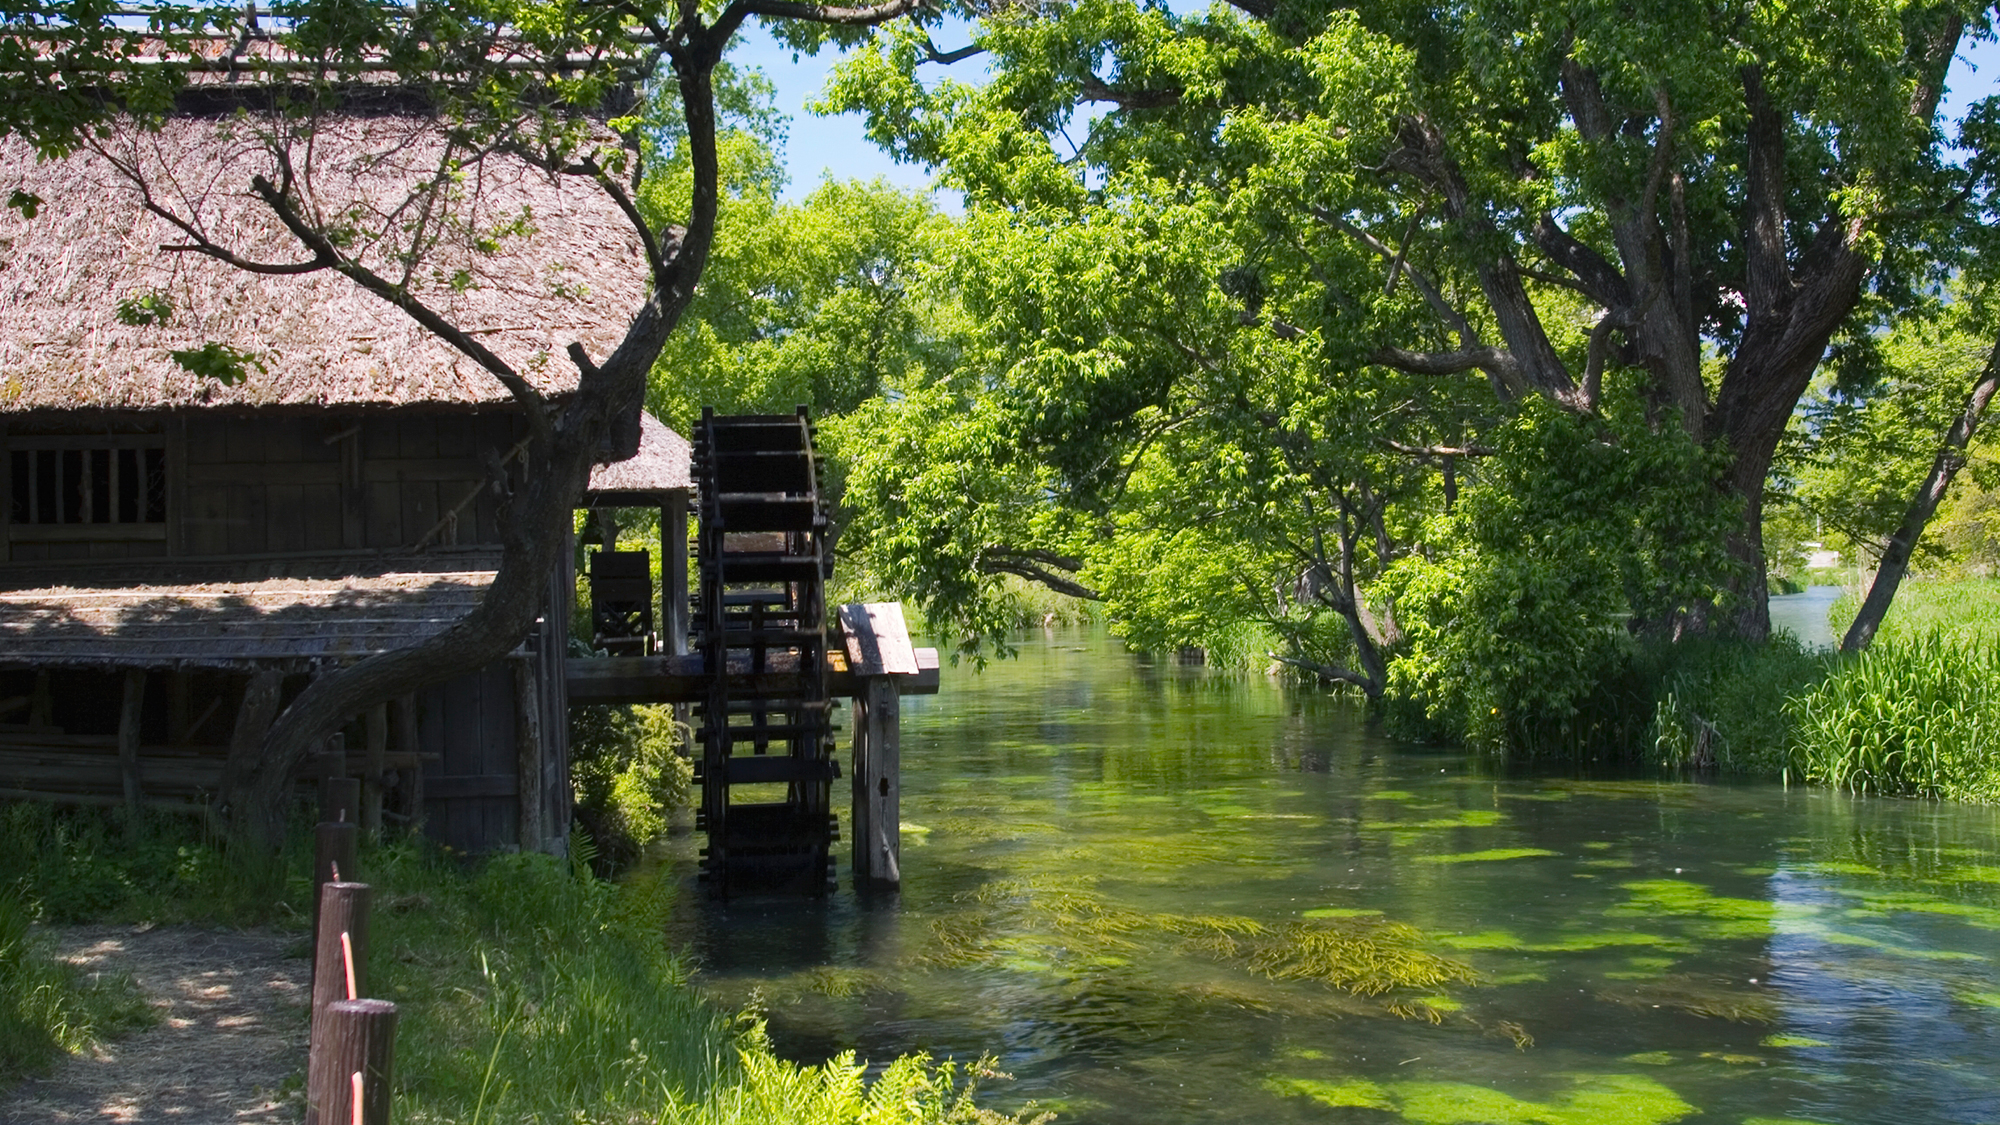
(666, 628, 2000, 1125)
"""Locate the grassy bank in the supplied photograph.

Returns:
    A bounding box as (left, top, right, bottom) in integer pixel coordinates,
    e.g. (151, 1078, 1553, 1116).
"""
(0, 804, 1027, 1123)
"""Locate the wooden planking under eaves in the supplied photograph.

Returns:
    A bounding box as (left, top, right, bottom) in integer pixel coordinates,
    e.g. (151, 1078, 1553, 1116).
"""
(0, 567, 498, 670)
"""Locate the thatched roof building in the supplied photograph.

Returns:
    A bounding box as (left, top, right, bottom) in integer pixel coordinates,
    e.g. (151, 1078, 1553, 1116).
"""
(0, 111, 649, 413)
(0, 102, 688, 853)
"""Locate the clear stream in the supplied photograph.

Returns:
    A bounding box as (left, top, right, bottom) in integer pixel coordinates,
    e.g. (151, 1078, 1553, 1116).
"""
(668, 624, 2000, 1125)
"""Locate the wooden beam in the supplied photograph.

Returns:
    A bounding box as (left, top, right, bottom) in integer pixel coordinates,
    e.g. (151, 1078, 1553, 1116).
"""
(118, 669, 147, 815)
(563, 648, 939, 705)
(29, 671, 51, 729)
(838, 603, 918, 676)
(168, 672, 192, 745)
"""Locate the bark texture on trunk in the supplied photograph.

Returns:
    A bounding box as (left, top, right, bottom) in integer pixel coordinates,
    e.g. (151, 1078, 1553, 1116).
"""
(1841, 344, 2000, 652)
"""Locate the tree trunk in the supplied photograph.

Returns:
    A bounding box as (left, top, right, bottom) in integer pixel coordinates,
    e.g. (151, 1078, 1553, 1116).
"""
(226, 59, 726, 851)
(1841, 345, 2000, 652)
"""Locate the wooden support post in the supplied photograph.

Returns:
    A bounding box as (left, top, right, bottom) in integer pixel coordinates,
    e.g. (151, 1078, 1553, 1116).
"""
(221, 670, 285, 807)
(305, 998, 395, 1125)
(117, 669, 146, 817)
(838, 604, 914, 891)
(169, 672, 191, 746)
(361, 705, 388, 835)
(310, 880, 371, 1051)
(854, 676, 901, 887)
(392, 694, 421, 826)
(28, 670, 51, 728)
(664, 491, 689, 656)
(513, 659, 544, 852)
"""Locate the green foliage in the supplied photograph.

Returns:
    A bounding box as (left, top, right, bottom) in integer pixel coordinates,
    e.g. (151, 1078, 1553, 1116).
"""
(113, 290, 174, 327)
(370, 842, 1027, 1125)
(568, 704, 692, 875)
(168, 341, 263, 386)
(0, 890, 154, 1082)
(0, 802, 303, 926)
(1830, 577, 2000, 646)
(1789, 635, 2000, 802)
(1379, 401, 1740, 750)
(1642, 637, 1830, 774)
(5, 187, 40, 219)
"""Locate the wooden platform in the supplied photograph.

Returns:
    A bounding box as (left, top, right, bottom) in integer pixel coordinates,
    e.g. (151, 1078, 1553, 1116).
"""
(563, 648, 940, 706)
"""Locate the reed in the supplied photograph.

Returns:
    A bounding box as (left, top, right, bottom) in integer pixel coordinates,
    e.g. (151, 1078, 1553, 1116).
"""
(1788, 634, 2000, 802)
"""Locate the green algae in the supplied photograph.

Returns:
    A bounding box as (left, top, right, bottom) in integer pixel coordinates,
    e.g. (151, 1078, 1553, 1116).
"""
(1265, 1072, 1697, 1124)
(1368, 790, 1422, 801)
(1441, 929, 1528, 950)
(1606, 880, 1779, 939)
(1303, 907, 1385, 919)
(1367, 809, 1509, 832)
(1391, 1074, 1696, 1125)
(1799, 861, 1882, 877)
(1816, 931, 1987, 961)
(1176, 914, 1479, 997)
(1623, 1052, 1676, 1066)
(1264, 1076, 1394, 1109)
(1417, 848, 1559, 865)
(1439, 929, 1678, 953)
(1698, 1051, 1765, 1065)
(1583, 857, 1639, 869)
(1955, 990, 2000, 1008)
(1760, 1034, 1830, 1048)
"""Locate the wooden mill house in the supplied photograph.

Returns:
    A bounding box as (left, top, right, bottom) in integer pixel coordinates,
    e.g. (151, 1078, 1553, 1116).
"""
(0, 103, 694, 855)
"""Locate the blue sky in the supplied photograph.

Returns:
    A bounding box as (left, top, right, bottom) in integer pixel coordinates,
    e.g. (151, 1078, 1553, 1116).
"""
(728, 19, 2000, 208)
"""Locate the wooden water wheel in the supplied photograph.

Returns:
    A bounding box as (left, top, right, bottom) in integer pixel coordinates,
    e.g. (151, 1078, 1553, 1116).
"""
(690, 407, 839, 897)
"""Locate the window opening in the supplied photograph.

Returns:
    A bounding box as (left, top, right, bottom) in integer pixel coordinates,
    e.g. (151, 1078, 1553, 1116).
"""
(10, 446, 167, 525)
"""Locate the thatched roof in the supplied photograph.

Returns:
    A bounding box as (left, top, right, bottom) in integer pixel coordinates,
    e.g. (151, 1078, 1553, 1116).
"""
(0, 111, 649, 413)
(0, 552, 503, 670)
(588, 411, 691, 498)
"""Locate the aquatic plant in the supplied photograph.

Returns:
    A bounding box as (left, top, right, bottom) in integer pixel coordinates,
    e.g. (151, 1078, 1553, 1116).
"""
(1172, 915, 1480, 997)
(1596, 974, 1780, 1023)
(1416, 848, 1559, 865)
(1267, 1072, 1697, 1125)
(1788, 634, 2000, 802)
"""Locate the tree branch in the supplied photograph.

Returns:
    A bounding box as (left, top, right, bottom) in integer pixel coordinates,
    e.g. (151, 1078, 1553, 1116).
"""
(977, 551, 1102, 600)
(247, 172, 553, 443)
(1077, 75, 1182, 110)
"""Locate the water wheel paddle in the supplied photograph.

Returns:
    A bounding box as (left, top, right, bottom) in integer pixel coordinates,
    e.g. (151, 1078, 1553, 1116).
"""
(690, 407, 838, 897)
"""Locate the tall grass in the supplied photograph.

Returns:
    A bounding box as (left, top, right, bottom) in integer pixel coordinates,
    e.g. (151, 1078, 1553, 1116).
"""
(1830, 577, 2000, 646)
(367, 841, 1030, 1124)
(0, 891, 154, 1081)
(1641, 636, 1831, 774)
(1788, 634, 2000, 802)
(0, 802, 304, 926)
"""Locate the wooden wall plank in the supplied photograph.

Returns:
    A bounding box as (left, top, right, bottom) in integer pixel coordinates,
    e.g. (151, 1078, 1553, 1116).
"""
(398, 415, 438, 460)
(266, 484, 306, 553)
(363, 482, 401, 548)
(301, 483, 343, 551)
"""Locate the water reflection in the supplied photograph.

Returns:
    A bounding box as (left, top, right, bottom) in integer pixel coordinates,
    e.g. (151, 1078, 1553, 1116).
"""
(666, 628, 2000, 1125)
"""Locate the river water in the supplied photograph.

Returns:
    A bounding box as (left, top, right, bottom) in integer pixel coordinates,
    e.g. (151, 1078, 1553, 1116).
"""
(670, 627, 2000, 1125)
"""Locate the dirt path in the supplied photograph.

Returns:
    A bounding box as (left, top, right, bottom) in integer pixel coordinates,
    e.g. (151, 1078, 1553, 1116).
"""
(0, 925, 309, 1124)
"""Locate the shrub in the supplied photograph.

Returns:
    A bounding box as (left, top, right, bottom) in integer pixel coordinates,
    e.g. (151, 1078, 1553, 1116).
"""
(570, 704, 694, 875)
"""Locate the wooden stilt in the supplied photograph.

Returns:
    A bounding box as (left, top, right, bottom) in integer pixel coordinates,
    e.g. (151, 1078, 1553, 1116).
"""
(855, 676, 900, 887)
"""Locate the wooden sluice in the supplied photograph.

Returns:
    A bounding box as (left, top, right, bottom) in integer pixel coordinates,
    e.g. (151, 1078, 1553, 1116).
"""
(571, 407, 934, 897)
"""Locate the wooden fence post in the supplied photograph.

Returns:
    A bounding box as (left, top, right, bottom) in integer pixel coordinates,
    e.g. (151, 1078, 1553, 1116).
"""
(312, 816, 358, 945)
(305, 998, 396, 1125)
(310, 881, 371, 1050)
